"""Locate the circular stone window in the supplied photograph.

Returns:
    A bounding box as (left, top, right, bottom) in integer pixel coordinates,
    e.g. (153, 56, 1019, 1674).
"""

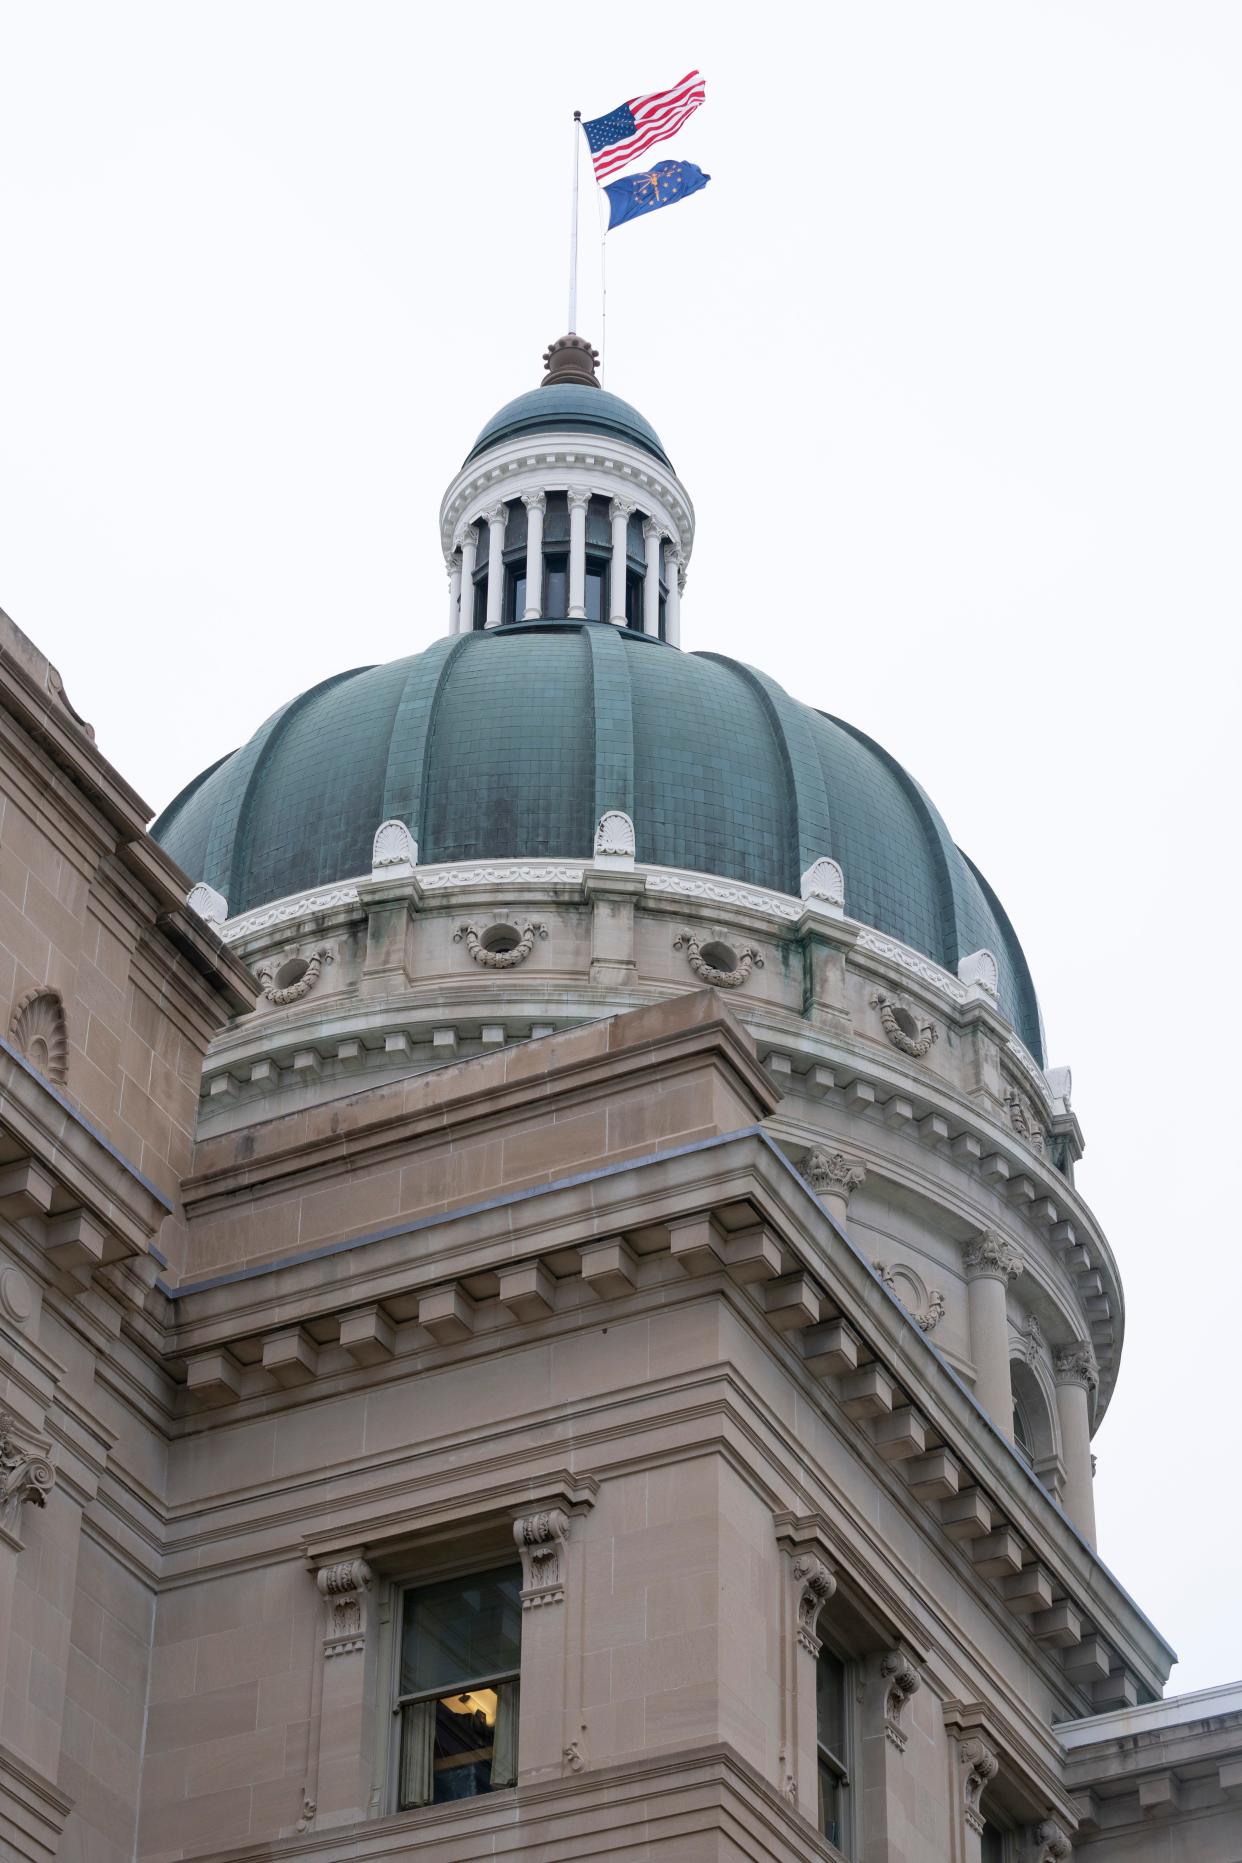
(480, 924, 522, 955)
(274, 957, 309, 991)
(891, 1004, 920, 1042)
(700, 941, 739, 973)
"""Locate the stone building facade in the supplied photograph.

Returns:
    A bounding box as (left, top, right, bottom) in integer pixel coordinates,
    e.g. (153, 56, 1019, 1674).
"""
(1, 337, 1238, 1860)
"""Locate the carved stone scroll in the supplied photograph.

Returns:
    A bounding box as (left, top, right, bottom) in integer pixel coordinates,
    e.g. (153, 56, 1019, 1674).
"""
(879, 1648, 923, 1752)
(791, 1552, 836, 1657)
(0, 1412, 55, 1541)
(315, 1557, 372, 1657)
(958, 1734, 1000, 1835)
(514, 1508, 570, 1608)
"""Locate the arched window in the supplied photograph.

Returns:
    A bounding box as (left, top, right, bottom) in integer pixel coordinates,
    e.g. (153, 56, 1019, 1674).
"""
(1008, 1357, 1061, 1495)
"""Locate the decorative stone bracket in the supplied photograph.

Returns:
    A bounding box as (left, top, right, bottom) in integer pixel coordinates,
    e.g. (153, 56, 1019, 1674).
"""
(791, 1551, 837, 1656)
(871, 990, 938, 1058)
(1031, 1819, 1072, 1861)
(958, 1734, 1000, 1835)
(315, 1556, 372, 1657)
(514, 1507, 570, 1608)
(879, 1647, 923, 1751)
(455, 921, 547, 969)
(674, 930, 763, 989)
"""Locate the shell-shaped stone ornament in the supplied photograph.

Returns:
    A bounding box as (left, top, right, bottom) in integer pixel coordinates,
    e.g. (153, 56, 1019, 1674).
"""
(9, 988, 68, 1086)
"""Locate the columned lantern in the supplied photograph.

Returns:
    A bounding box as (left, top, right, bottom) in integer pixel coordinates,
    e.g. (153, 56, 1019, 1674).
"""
(438, 336, 693, 642)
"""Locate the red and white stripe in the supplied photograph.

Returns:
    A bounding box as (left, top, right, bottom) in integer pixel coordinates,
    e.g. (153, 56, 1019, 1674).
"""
(591, 70, 707, 182)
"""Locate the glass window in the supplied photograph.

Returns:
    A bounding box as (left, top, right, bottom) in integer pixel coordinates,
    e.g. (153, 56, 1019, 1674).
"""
(1012, 1401, 1033, 1464)
(544, 553, 568, 619)
(585, 558, 607, 623)
(816, 1644, 852, 1853)
(625, 569, 643, 630)
(505, 567, 526, 625)
(472, 576, 487, 630)
(395, 1568, 521, 1809)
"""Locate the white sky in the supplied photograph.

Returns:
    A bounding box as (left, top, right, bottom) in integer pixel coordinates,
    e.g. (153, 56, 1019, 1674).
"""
(1, 2, 1238, 1694)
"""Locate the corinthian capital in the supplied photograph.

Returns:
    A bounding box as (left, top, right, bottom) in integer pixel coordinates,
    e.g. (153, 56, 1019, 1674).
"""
(483, 502, 508, 530)
(962, 1230, 1024, 1284)
(1053, 1341, 1099, 1390)
(521, 488, 546, 513)
(566, 487, 592, 511)
(609, 495, 635, 521)
(803, 1147, 865, 1200)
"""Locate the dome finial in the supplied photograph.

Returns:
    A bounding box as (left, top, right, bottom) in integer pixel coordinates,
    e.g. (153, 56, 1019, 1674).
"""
(541, 334, 601, 389)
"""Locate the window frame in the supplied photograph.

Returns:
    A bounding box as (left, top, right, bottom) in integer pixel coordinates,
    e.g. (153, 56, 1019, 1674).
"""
(815, 1639, 857, 1856)
(387, 1557, 523, 1815)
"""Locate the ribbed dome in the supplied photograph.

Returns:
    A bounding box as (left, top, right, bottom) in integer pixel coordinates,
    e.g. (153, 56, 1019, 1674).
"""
(152, 623, 1043, 1059)
(465, 385, 671, 469)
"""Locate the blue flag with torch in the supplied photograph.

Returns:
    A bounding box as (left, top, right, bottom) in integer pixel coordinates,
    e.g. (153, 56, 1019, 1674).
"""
(603, 160, 711, 231)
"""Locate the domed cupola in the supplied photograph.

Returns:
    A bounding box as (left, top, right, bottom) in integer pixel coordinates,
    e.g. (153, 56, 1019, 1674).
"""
(439, 335, 694, 640)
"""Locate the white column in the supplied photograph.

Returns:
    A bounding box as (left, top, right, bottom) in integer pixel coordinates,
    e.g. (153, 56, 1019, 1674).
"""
(642, 518, 662, 637)
(456, 528, 478, 632)
(664, 543, 683, 646)
(1053, 1345, 1098, 1546)
(609, 498, 634, 624)
(567, 489, 590, 619)
(484, 503, 507, 630)
(962, 1232, 1023, 1436)
(522, 491, 545, 620)
(446, 554, 462, 635)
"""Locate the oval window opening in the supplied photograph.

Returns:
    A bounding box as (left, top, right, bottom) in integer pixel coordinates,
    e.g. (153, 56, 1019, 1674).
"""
(892, 1005, 919, 1041)
(275, 958, 309, 990)
(700, 941, 738, 972)
(481, 924, 521, 955)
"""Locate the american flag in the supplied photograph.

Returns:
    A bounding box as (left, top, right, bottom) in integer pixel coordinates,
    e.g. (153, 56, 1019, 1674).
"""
(583, 71, 706, 184)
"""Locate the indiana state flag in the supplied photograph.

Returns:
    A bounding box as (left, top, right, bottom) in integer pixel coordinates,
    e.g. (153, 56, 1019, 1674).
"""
(604, 160, 711, 231)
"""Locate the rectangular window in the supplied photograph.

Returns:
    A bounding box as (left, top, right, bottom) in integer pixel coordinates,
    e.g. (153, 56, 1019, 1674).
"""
(625, 569, 643, 630)
(816, 1644, 852, 1853)
(472, 575, 487, 630)
(544, 553, 568, 619)
(584, 558, 607, 623)
(504, 566, 527, 625)
(395, 1567, 521, 1809)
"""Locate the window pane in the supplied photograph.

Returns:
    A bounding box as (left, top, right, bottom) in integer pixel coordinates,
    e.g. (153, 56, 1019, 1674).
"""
(400, 1570, 521, 1697)
(585, 564, 605, 622)
(818, 1756, 845, 1848)
(505, 569, 526, 625)
(625, 570, 642, 630)
(981, 1822, 1006, 1863)
(544, 554, 568, 618)
(816, 1646, 847, 1762)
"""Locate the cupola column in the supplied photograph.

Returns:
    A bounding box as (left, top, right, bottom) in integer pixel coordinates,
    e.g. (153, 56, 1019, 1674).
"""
(567, 489, 591, 619)
(456, 529, 478, 632)
(484, 504, 508, 629)
(445, 554, 462, 635)
(962, 1233, 1024, 1437)
(1053, 1345, 1098, 1546)
(522, 491, 545, 620)
(609, 499, 634, 624)
(642, 518, 662, 638)
(664, 542, 682, 647)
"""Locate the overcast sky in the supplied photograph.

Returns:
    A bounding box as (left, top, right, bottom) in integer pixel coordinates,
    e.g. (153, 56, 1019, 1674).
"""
(2, 2, 1238, 1694)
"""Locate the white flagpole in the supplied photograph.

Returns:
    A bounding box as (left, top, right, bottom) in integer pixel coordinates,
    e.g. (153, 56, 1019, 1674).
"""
(568, 111, 581, 333)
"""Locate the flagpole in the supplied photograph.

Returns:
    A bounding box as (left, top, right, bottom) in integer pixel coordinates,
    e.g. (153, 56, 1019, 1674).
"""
(568, 110, 581, 333)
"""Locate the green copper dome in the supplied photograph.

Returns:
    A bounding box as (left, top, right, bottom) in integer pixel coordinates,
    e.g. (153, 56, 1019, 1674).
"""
(466, 385, 672, 470)
(152, 623, 1043, 1060)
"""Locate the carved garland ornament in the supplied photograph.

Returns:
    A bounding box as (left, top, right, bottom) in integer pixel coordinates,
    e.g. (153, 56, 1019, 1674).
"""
(9, 988, 68, 1086)
(870, 991, 938, 1058)
(673, 931, 764, 989)
(455, 921, 547, 969)
(255, 947, 333, 1006)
